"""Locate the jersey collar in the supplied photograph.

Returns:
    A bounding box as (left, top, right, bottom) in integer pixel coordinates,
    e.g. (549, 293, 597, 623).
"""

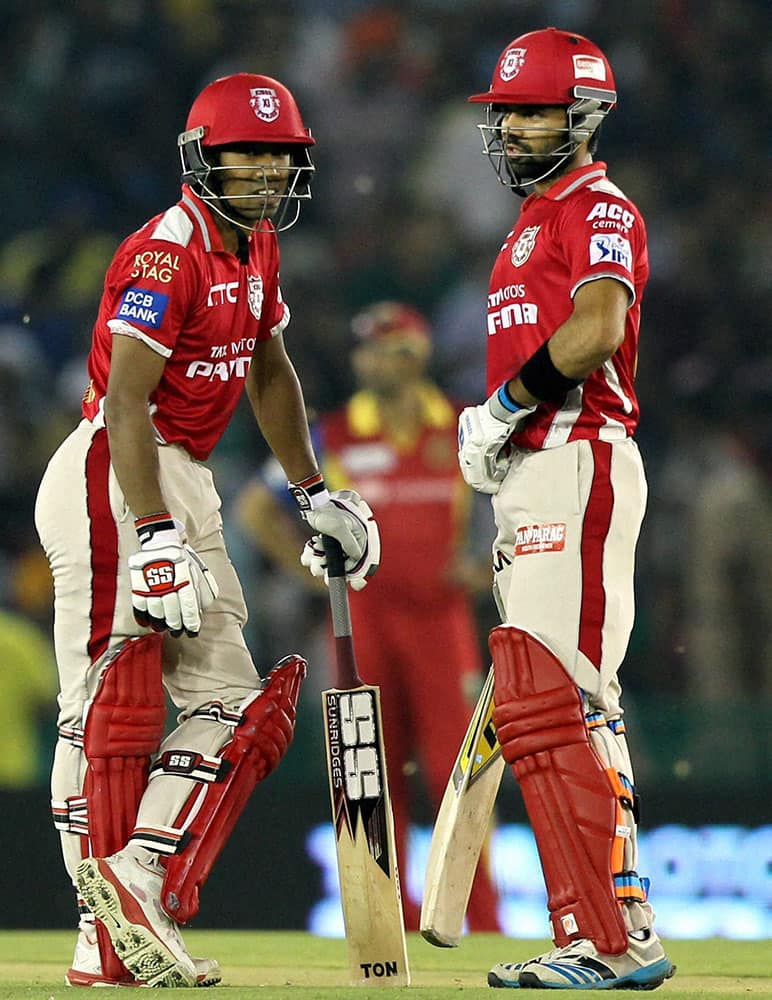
(179, 185, 228, 253)
(524, 161, 608, 208)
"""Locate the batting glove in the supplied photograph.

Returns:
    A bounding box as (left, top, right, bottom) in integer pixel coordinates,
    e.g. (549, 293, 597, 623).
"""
(129, 512, 219, 637)
(289, 473, 380, 590)
(458, 384, 536, 494)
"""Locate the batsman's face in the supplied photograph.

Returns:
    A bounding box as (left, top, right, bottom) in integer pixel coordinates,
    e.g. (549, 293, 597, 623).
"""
(218, 148, 292, 219)
(498, 105, 569, 167)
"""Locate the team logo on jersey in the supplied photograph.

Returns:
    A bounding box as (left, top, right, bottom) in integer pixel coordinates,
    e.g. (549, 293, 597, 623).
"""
(589, 232, 632, 271)
(250, 87, 280, 122)
(500, 47, 527, 81)
(515, 523, 566, 556)
(247, 274, 264, 319)
(511, 225, 540, 267)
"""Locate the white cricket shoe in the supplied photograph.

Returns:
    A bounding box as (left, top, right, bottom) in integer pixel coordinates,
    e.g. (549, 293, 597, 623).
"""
(64, 923, 222, 987)
(75, 854, 205, 988)
(488, 932, 675, 990)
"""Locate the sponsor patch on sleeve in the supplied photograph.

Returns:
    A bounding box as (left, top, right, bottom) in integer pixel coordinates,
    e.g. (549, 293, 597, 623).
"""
(115, 287, 169, 329)
(515, 523, 566, 556)
(589, 233, 632, 271)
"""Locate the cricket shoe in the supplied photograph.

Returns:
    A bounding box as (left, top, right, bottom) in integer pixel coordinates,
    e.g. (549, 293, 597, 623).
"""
(75, 853, 202, 988)
(488, 932, 676, 990)
(64, 924, 222, 987)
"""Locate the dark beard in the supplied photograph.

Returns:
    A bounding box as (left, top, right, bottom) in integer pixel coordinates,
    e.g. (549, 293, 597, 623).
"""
(505, 147, 570, 187)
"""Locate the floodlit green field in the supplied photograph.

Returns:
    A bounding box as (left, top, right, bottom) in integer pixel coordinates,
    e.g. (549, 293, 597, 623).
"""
(0, 931, 769, 998)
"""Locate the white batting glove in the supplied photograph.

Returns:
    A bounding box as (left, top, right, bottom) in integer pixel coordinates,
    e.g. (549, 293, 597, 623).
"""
(129, 513, 219, 637)
(458, 384, 535, 494)
(289, 474, 380, 590)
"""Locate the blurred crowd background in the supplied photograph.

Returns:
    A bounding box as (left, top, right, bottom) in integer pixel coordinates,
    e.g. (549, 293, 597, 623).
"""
(0, 0, 769, 825)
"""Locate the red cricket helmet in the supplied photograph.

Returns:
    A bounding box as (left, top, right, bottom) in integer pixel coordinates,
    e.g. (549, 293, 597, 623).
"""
(183, 73, 315, 149)
(469, 26, 616, 108)
(469, 28, 617, 196)
(178, 73, 315, 232)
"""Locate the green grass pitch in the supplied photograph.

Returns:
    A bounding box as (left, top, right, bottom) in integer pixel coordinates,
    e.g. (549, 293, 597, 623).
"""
(0, 931, 769, 998)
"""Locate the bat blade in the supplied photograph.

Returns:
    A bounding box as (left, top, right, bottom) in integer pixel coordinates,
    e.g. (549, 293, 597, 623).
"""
(320, 535, 409, 987)
(322, 682, 410, 986)
(420, 664, 504, 947)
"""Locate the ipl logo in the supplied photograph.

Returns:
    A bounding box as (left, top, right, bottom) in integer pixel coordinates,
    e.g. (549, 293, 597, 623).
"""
(250, 87, 280, 122)
(500, 47, 527, 81)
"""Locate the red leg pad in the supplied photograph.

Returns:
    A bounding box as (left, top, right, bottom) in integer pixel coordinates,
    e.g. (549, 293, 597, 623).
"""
(161, 654, 306, 923)
(82, 633, 166, 980)
(490, 626, 628, 955)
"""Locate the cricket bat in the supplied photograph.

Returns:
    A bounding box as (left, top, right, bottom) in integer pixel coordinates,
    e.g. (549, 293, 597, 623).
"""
(420, 664, 505, 947)
(320, 535, 410, 987)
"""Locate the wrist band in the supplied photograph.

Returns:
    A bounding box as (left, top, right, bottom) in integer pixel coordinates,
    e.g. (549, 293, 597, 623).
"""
(497, 382, 523, 412)
(288, 471, 330, 512)
(489, 381, 529, 422)
(135, 511, 176, 546)
(519, 341, 581, 401)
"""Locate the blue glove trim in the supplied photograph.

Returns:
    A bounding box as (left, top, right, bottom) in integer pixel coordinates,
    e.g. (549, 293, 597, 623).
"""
(496, 382, 524, 413)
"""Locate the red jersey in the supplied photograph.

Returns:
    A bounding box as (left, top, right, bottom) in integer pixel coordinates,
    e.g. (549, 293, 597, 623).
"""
(319, 385, 469, 605)
(82, 186, 289, 460)
(486, 162, 649, 449)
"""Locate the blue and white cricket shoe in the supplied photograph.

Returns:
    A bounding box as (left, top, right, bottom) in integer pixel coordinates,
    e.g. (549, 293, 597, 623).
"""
(488, 933, 675, 990)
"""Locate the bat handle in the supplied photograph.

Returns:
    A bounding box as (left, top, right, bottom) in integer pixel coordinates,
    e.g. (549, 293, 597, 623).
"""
(321, 535, 362, 689)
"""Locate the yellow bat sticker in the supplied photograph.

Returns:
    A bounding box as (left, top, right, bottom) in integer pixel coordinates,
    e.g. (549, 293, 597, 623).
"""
(453, 678, 501, 790)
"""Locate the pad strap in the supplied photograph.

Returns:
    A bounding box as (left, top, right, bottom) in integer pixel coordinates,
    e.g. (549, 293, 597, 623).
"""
(57, 724, 84, 748)
(614, 871, 649, 903)
(149, 750, 230, 784)
(52, 796, 89, 836)
(129, 824, 189, 856)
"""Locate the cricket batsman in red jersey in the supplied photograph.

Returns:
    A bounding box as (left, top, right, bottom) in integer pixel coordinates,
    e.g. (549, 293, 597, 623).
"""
(457, 28, 676, 989)
(35, 73, 379, 987)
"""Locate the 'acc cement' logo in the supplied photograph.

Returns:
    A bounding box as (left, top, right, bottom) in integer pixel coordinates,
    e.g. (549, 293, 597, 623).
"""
(500, 47, 527, 81)
(250, 87, 280, 122)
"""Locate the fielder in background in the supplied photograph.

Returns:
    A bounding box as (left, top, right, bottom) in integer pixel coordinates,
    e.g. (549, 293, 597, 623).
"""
(237, 301, 501, 934)
(35, 73, 379, 988)
(457, 28, 676, 990)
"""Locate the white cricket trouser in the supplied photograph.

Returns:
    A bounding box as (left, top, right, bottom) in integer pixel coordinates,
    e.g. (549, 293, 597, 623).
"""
(492, 436, 653, 934)
(35, 419, 262, 889)
(491, 436, 647, 711)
